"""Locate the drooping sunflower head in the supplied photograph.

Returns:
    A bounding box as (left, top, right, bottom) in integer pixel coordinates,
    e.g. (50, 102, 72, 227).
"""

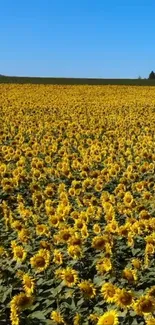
(10, 308, 19, 325)
(11, 220, 23, 231)
(40, 240, 52, 250)
(101, 282, 117, 303)
(67, 244, 83, 259)
(88, 313, 99, 324)
(122, 268, 137, 283)
(22, 273, 35, 296)
(73, 313, 81, 325)
(18, 228, 30, 243)
(53, 249, 63, 265)
(69, 234, 82, 246)
(78, 280, 96, 299)
(96, 257, 112, 274)
(92, 235, 109, 250)
(131, 258, 141, 270)
(10, 292, 34, 312)
(12, 245, 27, 263)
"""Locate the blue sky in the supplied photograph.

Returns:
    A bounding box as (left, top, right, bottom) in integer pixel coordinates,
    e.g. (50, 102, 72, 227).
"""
(0, 0, 154, 78)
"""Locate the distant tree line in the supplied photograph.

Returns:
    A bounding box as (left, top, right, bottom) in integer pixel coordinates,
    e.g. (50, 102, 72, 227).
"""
(148, 71, 155, 79)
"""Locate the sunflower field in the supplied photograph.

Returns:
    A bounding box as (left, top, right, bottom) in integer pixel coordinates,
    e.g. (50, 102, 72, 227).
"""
(0, 84, 155, 325)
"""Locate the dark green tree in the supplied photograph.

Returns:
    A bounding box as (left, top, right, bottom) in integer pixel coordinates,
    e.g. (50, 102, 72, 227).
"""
(148, 71, 155, 79)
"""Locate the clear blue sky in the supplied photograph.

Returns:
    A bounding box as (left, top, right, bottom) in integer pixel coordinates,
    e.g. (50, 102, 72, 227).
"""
(0, 0, 154, 78)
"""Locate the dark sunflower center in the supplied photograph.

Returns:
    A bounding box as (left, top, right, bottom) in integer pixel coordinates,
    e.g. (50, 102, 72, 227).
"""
(18, 296, 31, 309)
(16, 250, 23, 258)
(65, 274, 74, 282)
(120, 293, 132, 305)
(35, 256, 45, 267)
(108, 289, 115, 297)
(84, 286, 93, 295)
(62, 233, 70, 240)
(141, 301, 154, 313)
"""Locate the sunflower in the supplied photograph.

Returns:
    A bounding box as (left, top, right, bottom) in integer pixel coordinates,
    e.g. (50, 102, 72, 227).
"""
(131, 258, 141, 270)
(44, 185, 54, 197)
(10, 308, 19, 325)
(40, 240, 52, 250)
(93, 224, 101, 234)
(145, 243, 154, 255)
(67, 245, 83, 259)
(102, 201, 114, 216)
(12, 245, 27, 263)
(36, 224, 50, 237)
(53, 249, 63, 265)
(48, 214, 59, 227)
(144, 254, 149, 269)
(10, 292, 34, 312)
(88, 314, 99, 324)
(145, 318, 155, 325)
(93, 180, 102, 192)
(59, 228, 73, 243)
(122, 268, 137, 283)
(73, 313, 81, 325)
(147, 286, 155, 299)
(68, 187, 76, 196)
(50, 310, 65, 324)
(22, 273, 35, 296)
(101, 283, 117, 303)
(61, 267, 78, 287)
(105, 243, 112, 257)
(11, 220, 23, 231)
(123, 192, 134, 207)
(115, 289, 134, 309)
(0, 163, 7, 175)
(134, 296, 155, 316)
(69, 234, 82, 246)
(92, 235, 108, 250)
(18, 228, 30, 243)
(81, 225, 89, 238)
(78, 280, 96, 299)
(97, 310, 119, 325)
(96, 257, 112, 274)
(0, 246, 6, 256)
(106, 220, 118, 234)
(75, 218, 85, 230)
(30, 249, 50, 272)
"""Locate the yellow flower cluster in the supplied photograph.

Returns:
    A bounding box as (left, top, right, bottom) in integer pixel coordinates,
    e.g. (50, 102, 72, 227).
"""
(0, 84, 155, 325)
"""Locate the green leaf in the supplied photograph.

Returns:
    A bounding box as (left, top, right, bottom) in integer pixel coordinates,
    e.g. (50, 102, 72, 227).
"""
(44, 299, 55, 307)
(1, 287, 12, 303)
(77, 298, 84, 307)
(29, 311, 46, 320)
(129, 310, 137, 317)
(44, 320, 54, 325)
(119, 310, 127, 317)
(37, 278, 44, 286)
(29, 302, 40, 311)
(43, 307, 53, 316)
